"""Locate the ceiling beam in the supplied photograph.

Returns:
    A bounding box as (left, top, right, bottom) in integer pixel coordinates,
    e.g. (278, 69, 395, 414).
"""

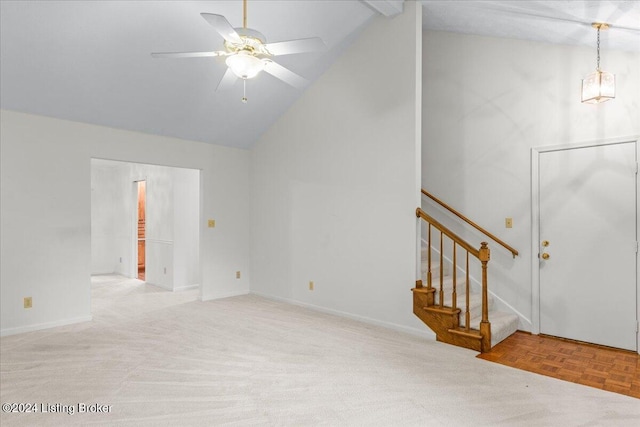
(361, 0, 404, 17)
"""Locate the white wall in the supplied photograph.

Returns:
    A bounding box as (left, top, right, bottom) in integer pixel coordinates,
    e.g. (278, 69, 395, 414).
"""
(173, 167, 200, 290)
(91, 162, 130, 275)
(0, 110, 250, 336)
(250, 2, 424, 335)
(422, 30, 640, 329)
(134, 163, 175, 289)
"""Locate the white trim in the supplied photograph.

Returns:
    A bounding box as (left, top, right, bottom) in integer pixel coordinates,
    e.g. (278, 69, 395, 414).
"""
(131, 179, 141, 280)
(146, 238, 173, 245)
(173, 284, 199, 292)
(531, 136, 639, 351)
(251, 291, 435, 340)
(0, 315, 93, 337)
(201, 290, 250, 301)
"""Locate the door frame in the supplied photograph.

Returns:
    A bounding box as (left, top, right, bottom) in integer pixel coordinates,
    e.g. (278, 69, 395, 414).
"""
(530, 136, 639, 351)
(131, 177, 147, 280)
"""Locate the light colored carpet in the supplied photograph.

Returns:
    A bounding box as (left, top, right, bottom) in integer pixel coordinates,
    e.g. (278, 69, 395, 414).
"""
(1, 275, 638, 426)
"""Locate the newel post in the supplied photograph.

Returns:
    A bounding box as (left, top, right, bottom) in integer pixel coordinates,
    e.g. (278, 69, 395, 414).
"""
(415, 208, 423, 288)
(479, 242, 491, 352)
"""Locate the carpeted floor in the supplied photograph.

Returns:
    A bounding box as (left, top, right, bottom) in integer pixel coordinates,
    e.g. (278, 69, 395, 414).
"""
(1, 275, 639, 426)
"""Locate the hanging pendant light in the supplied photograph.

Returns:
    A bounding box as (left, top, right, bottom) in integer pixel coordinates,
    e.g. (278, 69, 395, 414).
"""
(581, 23, 615, 104)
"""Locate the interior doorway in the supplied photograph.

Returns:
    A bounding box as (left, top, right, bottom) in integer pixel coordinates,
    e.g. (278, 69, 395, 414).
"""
(137, 180, 146, 281)
(90, 158, 201, 296)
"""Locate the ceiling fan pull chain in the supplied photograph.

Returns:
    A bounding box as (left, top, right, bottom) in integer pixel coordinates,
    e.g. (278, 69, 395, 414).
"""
(242, 79, 248, 103)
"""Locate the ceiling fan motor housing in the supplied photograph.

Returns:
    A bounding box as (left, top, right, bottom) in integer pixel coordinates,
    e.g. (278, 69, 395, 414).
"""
(224, 28, 269, 55)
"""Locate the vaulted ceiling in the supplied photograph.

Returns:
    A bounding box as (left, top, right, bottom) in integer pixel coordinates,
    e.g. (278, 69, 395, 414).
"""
(1, 1, 638, 149)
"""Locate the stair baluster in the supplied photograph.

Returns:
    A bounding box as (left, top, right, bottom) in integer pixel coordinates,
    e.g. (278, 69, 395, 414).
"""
(439, 231, 444, 307)
(451, 243, 457, 312)
(465, 252, 470, 330)
(427, 224, 432, 290)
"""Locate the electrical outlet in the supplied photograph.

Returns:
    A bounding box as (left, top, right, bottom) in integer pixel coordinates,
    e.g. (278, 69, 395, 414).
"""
(236, 271, 241, 279)
(164, 267, 167, 274)
(309, 281, 314, 291)
(208, 219, 216, 228)
(119, 257, 122, 263)
(505, 217, 513, 228)
(24, 297, 32, 309)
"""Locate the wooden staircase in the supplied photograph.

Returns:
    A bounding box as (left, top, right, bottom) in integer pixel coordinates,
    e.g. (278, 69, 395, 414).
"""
(413, 190, 519, 353)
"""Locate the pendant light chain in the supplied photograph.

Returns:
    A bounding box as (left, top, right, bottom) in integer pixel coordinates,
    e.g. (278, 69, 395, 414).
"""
(596, 26, 601, 71)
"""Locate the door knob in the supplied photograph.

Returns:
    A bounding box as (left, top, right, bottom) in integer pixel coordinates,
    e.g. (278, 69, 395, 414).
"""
(541, 253, 550, 260)
(542, 240, 549, 247)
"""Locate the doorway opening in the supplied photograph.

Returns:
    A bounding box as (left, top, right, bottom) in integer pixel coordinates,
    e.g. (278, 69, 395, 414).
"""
(137, 180, 146, 281)
(90, 159, 202, 311)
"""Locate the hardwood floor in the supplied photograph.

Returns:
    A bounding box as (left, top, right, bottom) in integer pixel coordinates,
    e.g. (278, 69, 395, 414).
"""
(478, 331, 640, 399)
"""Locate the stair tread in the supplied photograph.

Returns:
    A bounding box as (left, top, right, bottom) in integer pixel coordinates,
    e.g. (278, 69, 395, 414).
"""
(468, 310, 519, 347)
(448, 327, 482, 339)
(431, 292, 494, 319)
(424, 306, 461, 315)
(411, 287, 435, 294)
(427, 274, 467, 289)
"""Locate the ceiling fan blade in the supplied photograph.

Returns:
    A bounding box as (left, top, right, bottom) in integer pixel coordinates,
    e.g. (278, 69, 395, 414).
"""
(151, 51, 226, 59)
(200, 13, 243, 44)
(264, 37, 326, 56)
(216, 67, 238, 91)
(262, 60, 308, 89)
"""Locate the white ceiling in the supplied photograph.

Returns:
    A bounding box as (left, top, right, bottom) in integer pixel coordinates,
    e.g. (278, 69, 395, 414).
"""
(422, 1, 640, 53)
(1, 1, 638, 149)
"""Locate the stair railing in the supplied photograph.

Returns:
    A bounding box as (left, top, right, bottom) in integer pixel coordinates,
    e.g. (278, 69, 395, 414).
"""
(421, 189, 518, 258)
(416, 207, 491, 351)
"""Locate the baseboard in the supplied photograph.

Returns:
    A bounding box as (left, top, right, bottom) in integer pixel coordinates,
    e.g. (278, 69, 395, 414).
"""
(145, 281, 172, 291)
(0, 315, 93, 337)
(201, 290, 250, 301)
(173, 284, 199, 292)
(250, 291, 435, 340)
(488, 291, 532, 330)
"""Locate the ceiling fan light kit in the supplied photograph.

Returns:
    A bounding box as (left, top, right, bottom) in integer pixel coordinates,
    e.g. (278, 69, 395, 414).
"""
(226, 51, 265, 79)
(151, 0, 325, 103)
(581, 22, 615, 104)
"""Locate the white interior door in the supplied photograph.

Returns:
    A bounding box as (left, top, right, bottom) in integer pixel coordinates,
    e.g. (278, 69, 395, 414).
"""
(539, 141, 637, 351)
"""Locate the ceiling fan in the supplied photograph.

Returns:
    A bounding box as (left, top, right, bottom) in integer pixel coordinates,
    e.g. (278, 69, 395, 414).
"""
(152, 0, 326, 102)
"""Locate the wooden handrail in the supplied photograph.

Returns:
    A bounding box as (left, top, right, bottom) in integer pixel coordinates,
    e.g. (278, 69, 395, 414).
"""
(416, 208, 480, 258)
(421, 189, 519, 258)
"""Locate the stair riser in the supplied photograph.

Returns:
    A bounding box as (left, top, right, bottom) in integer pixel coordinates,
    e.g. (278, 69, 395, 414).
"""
(434, 292, 494, 320)
(424, 276, 469, 295)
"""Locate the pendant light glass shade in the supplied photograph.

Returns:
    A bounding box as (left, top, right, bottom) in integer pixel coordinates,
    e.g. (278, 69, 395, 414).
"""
(581, 23, 615, 104)
(226, 51, 265, 79)
(581, 70, 615, 104)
